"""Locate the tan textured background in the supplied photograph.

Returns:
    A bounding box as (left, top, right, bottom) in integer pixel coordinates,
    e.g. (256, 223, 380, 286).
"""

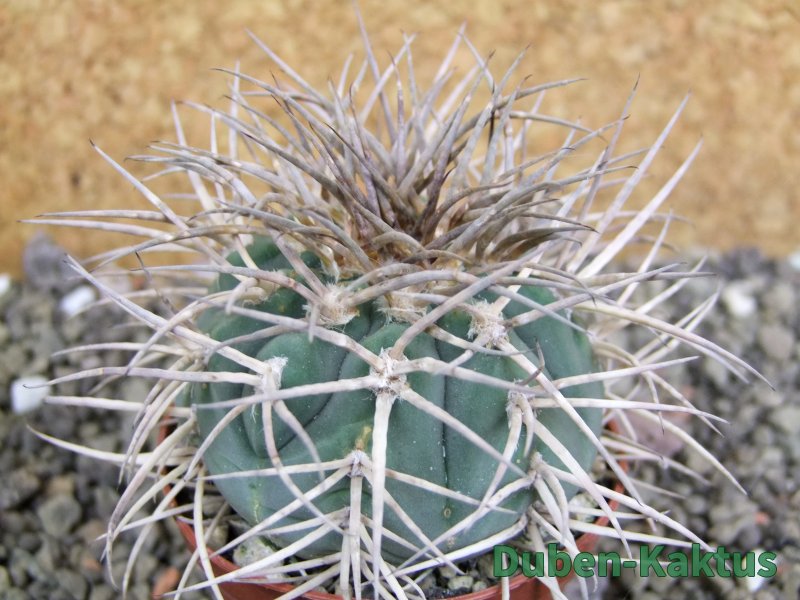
(2, 0, 799, 277)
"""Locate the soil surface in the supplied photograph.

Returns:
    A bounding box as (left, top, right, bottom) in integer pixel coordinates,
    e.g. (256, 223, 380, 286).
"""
(1, 239, 799, 599)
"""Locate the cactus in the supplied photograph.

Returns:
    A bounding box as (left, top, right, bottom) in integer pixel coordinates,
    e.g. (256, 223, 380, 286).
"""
(192, 236, 603, 563)
(34, 15, 766, 600)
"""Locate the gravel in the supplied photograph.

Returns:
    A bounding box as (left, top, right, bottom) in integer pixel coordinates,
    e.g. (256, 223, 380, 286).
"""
(599, 248, 800, 600)
(0, 236, 202, 600)
(1, 239, 799, 599)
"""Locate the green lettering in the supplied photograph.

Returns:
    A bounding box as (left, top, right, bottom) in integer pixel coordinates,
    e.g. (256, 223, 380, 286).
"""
(520, 550, 545, 577)
(732, 552, 755, 577)
(691, 544, 714, 577)
(573, 552, 595, 578)
(547, 544, 572, 577)
(715, 547, 731, 576)
(597, 552, 622, 577)
(757, 551, 778, 577)
(493, 545, 518, 577)
(639, 545, 666, 577)
(666, 550, 688, 577)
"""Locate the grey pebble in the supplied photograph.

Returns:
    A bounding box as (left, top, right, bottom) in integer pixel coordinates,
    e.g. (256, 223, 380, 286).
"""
(684, 446, 716, 476)
(88, 586, 117, 600)
(34, 537, 59, 573)
(751, 424, 775, 446)
(684, 494, 707, 515)
(45, 474, 76, 497)
(0, 346, 28, 384)
(22, 233, 74, 293)
(436, 564, 458, 580)
(762, 281, 796, 320)
(37, 493, 82, 538)
(750, 384, 784, 408)
(91, 486, 119, 520)
(132, 554, 159, 588)
(127, 583, 152, 600)
(646, 570, 674, 593)
(758, 323, 795, 362)
(416, 572, 436, 592)
(55, 569, 88, 600)
(8, 548, 32, 587)
(0, 469, 41, 510)
(477, 553, 495, 579)
(768, 405, 800, 436)
(737, 523, 762, 549)
(783, 565, 800, 600)
(709, 500, 758, 545)
(60, 316, 87, 344)
(702, 355, 729, 389)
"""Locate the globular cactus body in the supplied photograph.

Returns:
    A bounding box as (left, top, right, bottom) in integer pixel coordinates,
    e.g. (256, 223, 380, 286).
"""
(192, 238, 602, 561)
(32, 15, 769, 597)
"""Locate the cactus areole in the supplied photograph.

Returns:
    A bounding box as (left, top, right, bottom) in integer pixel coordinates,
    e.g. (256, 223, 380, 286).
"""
(190, 237, 603, 562)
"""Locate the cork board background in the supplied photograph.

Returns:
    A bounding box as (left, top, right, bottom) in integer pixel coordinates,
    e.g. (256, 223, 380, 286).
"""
(2, 0, 799, 277)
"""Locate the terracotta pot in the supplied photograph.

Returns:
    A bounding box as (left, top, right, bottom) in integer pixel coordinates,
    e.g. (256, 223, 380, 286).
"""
(174, 510, 613, 600)
(160, 422, 623, 600)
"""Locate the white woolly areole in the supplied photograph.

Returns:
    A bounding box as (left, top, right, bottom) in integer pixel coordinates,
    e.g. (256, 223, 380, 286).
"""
(309, 284, 358, 327)
(468, 301, 507, 346)
(349, 449, 369, 477)
(376, 292, 428, 324)
(369, 349, 408, 395)
(506, 390, 530, 414)
(241, 280, 270, 306)
(257, 356, 288, 394)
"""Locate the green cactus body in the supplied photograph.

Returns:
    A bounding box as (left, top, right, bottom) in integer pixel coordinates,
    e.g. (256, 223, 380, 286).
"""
(191, 238, 603, 561)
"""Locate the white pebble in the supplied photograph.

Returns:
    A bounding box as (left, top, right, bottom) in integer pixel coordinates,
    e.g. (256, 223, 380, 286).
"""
(0, 273, 10, 298)
(471, 581, 488, 593)
(11, 376, 51, 414)
(232, 537, 285, 582)
(745, 549, 777, 592)
(447, 575, 475, 591)
(721, 283, 757, 319)
(58, 285, 96, 317)
(789, 249, 800, 272)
